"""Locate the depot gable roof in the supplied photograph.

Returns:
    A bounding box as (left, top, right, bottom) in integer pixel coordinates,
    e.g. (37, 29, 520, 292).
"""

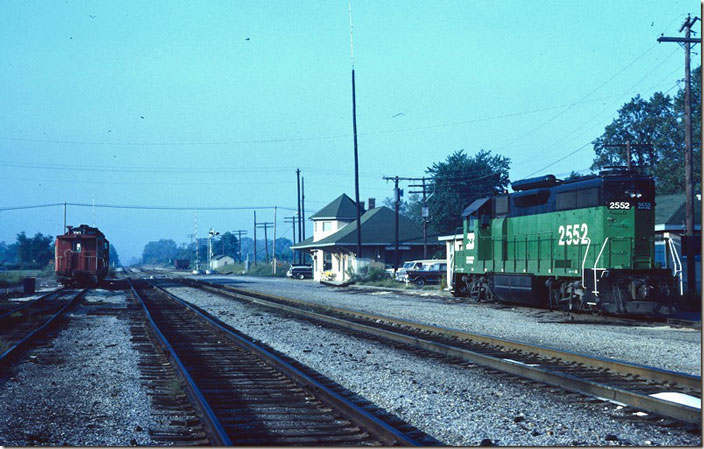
(292, 206, 440, 250)
(309, 194, 359, 221)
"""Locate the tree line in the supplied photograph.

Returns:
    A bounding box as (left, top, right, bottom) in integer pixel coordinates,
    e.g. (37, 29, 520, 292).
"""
(0, 232, 120, 269)
(141, 232, 294, 266)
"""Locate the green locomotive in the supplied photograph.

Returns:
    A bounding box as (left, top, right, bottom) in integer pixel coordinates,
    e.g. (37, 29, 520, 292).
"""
(451, 168, 678, 315)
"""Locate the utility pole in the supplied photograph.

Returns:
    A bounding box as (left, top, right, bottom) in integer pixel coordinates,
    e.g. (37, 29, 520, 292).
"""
(386, 175, 433, 262)
(285, 216, 297, 250)
(273, 206, 277, 274)
(194, 212, 200, 271)
(253, 211, 257, 266)
(63, 202, 67, 234)
(408, 177, 431, 259)
(383, 176, 405, 272)
(256, 222, 273, 264)
(349, 1, 362, 267)
(422, 178, 428, 258)
(603, 141, 653, 170)
(233, 229, 247, 263)
(658, 15, 701, 295)
(296, 169, 302, 264)
(301, 177, 306, 242)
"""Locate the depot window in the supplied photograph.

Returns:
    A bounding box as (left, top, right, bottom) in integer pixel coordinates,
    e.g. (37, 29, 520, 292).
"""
(322, 221, 332, 232)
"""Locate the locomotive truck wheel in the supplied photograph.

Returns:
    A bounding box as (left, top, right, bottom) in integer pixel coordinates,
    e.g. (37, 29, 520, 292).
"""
(297, 273, 305, 280)
(414, 278, 426, 286)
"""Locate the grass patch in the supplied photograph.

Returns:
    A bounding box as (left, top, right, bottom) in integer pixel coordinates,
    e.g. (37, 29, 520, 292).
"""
(0, 270, 45, 287)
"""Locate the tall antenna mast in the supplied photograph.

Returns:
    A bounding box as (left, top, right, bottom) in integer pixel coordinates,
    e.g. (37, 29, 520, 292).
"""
(349, 0, 363, 266)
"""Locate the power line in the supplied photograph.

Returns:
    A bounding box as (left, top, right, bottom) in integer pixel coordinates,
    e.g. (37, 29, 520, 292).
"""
(523, 142, 592, 178)
(496, 42, 661, 151)
(0, 91, 671, 150)
(0, 202, 297, 212)
(512, 47, 683, 172)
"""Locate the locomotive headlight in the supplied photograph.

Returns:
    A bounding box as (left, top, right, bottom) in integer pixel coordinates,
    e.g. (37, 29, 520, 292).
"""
(626, 189, 642, 198)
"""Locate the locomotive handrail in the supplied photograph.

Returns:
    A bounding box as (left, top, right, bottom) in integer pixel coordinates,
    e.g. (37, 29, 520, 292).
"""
(580, 237, 592, 288)
(592, 238, 609, 296)
(667, 237, 684, 295)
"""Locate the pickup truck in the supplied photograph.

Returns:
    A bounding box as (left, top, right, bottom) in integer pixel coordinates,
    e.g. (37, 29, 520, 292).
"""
(405, 261, 447, 286)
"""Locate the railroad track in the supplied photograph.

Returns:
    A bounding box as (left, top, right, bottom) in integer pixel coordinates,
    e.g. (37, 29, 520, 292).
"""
(0, 287, 85, 366)
(175, 277, 701, 427)
(125, 275, 423, 445)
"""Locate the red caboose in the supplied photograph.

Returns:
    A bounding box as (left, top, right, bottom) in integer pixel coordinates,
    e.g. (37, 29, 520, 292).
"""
(55, 225, 110, 285)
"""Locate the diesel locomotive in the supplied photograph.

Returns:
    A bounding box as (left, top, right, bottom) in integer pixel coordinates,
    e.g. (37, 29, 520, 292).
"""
(55, 224, 110, 285)
(451, 168, 679, 315)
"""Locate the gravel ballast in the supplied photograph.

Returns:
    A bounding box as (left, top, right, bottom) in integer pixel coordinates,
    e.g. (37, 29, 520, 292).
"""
(0, 289, 168, 446)
(199, 275, 701, 376)
(166, 280, 702, 446)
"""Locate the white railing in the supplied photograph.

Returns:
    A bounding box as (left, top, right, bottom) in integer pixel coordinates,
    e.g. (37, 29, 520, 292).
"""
(580, 237, 592, 288)
(591, 238, 610, 296)
(667, 237, 684, 295)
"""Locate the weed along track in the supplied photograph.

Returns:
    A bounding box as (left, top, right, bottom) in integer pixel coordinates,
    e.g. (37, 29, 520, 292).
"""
(127, 276, 423, 445)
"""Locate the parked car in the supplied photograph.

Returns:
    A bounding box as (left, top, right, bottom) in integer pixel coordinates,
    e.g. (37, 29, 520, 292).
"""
(287, 265, 313, 280)
(405, 261, 447, 286)
(394, 259, 441, 282)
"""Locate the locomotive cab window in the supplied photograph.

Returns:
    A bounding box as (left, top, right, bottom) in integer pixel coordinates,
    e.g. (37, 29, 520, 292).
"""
(73, 242, 81, 252)
(480, 214, 491, 228)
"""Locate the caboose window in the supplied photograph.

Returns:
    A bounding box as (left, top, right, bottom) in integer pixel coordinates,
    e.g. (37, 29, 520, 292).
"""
(73, 242, 81, 252)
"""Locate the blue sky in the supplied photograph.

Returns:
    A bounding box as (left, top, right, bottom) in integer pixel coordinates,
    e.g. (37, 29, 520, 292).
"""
(0, 1, 700, 262)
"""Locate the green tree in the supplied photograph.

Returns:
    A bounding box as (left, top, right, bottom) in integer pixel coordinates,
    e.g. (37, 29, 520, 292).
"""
(218, 232, 240, 259)
(383, 193, 423, 225)
(142, 239, 178, 264)
(109, 244, 120, 266)
(426, 150, 511, 235)
(15, 232, 53, 268)
(591, 66, 701, 194)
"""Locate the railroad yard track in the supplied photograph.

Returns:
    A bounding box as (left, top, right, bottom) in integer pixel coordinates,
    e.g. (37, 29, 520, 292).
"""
(125, 274, 426, 445)
(0, 287, 85, 366)
(162, 275, 701, 428)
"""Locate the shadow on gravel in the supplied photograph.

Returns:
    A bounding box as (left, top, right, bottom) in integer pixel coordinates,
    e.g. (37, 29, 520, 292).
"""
(199, 277, 251, 288)
(540, 318, 644, 327)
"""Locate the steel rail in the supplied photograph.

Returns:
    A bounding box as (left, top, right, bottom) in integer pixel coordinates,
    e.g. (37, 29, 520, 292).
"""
(0, 286, 70, 320)
(189, 279, 701, 425)
(0, 288, 85, 364)
(126, 278, 232, 446)
(143, 279, 421, 446)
